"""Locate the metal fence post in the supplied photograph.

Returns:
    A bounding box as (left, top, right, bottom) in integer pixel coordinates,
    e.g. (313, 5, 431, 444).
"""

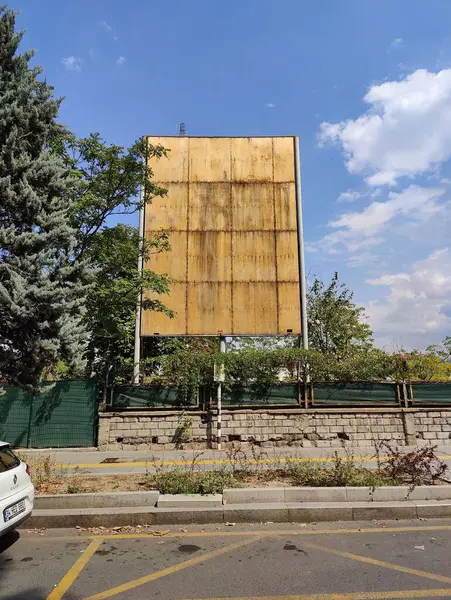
(26, 392, 33, 448)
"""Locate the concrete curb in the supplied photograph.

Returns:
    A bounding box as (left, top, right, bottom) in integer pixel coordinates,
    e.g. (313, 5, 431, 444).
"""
(34, 485, 451, 511)
(223, 485, 451, 504)
(35, 491, 160, 510)
(22, 500, 451, 529)
(157, 494, 222, 508)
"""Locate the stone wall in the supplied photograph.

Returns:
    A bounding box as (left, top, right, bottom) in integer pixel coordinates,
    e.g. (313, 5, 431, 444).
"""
(98, 408, 451, 450)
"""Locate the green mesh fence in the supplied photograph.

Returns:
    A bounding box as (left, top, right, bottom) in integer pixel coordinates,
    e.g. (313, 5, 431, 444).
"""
(220, 384, 299, 407)
(0, 385, 31, 447)
(312, 382, 399, 406)
(29, 381, 98, 448)
(409, 382, 451, 405)
(112, 386, 198, 409)
(0, 380, 98, 448)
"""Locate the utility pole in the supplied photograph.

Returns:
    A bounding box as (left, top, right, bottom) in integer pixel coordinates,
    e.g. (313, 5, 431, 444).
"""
(214, 336, 226, 450)
(294, 136, 309, 350)
(133, 186, 145, 385)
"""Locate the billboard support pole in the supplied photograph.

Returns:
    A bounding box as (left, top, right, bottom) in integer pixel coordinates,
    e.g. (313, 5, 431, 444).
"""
(294, 136, 309, 350)
(133, 185, 145, 385)
(216, 336, 226, 450)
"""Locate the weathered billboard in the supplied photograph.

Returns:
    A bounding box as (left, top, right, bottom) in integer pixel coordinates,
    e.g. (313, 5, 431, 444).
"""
(141, 136, 302, 336)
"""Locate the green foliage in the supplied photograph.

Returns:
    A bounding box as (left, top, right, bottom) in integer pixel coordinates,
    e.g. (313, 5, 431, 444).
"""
(42, 360, 74, 381)
(0, 8, 90, 390)
(143, 347, 401, 398)
(53, 133, 168, 257)
(51, 128, 173, 385)
(66, 483, 84, 494)
(405, 348, 451, 381)
(287, 456, 395, 487)
(84, 224, 173, 385)
(173, 413, 193, 449)
(308, 273, 373, 357)
(331, 349, 398, 381)
(153, 468, 240, 495)
(143, 336, 218, 364)
(149, 443, 446, 493)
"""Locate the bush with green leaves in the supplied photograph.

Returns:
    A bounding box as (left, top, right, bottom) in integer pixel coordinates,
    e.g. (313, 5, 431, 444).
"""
(153, 468, 240, 495)
(287, 457, 395, 488)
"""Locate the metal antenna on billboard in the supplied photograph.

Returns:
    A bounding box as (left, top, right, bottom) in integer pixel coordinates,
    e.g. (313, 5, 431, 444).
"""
(179, 122, 186, 136)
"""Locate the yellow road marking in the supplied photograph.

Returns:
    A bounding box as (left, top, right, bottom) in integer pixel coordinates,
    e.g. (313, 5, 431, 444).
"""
(24, 524, 451, 543)
(46, 537, 104, 600)
(83, 535, 262, 600)
(56, 454, 451, 470)
(302, 541, 451, 585)
(180, 590, 451, 600)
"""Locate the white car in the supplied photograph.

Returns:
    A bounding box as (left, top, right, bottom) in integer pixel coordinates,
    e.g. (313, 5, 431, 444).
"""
(0, 441, 34, 536)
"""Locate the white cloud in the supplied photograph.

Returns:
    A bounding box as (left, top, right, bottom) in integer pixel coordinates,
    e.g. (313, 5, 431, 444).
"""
(346, 252, 380, 268)
(99, 20, 113, 32)
(367, 273, 410, 286)
(337, 190, 361, 203)
(116, 56, 126, 66)
(319, 69, 451, 186)
(315, 185, 446, 254)
(265, 102, 276, 108)
(99, 20, 118, 41)
(61, 56, 83, 72)
(391, 38, 404, 49)
(330, 186, 444, 233)
(366, 249, 451, 344)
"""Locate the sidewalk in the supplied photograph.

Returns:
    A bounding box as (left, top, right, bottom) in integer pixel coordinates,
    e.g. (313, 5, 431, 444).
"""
(20, 444, 451, 475)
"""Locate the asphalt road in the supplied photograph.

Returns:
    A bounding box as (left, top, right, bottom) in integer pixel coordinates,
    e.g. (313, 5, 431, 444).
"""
(3, 520, 451, 599)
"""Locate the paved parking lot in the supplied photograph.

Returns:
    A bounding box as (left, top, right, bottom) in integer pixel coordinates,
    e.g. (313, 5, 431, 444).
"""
(2, 520, 451, 599)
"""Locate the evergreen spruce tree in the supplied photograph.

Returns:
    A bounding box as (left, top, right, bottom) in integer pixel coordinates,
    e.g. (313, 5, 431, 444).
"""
(0, 7, 89, 390)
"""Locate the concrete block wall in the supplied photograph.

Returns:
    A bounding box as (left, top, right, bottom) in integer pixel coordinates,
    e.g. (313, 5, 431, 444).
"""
(414, 411, 451, 442)
(98, 408, 451, 450)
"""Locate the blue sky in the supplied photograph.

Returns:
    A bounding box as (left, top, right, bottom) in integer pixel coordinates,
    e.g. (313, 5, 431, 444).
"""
(10, 0, 451, 349)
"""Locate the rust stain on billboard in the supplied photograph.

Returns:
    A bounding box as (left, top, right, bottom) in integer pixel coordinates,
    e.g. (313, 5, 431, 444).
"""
(142, 136, 301, 336)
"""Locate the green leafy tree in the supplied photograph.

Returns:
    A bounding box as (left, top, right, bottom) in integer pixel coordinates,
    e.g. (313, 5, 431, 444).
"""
(307, 273, 373, 358)
(49, 130, 173, 385)
(425, 337, 451, 364)
(53, 132, 167, 257)
(403, 339, 451, 381)
(84, 224, 173, 386)
(0, 8, 89, 390)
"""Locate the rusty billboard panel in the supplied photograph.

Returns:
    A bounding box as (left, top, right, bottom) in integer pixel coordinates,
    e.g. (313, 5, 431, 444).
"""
(142, 136, 302, 336)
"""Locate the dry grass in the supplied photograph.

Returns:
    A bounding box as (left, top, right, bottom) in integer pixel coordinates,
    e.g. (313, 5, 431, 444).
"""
(30, 473, 304, 495)
(20, 443, 448, 496)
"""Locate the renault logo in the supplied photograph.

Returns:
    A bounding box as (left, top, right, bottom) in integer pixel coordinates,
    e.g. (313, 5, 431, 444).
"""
(13, 474, 17, 485)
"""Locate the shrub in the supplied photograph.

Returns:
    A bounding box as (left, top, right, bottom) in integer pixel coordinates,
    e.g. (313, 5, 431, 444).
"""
(66, 483, 85, 494)
(153, 468, 240, 495)
(17, 454, 60, 493)
(287, 454, 394, 488)
(375, 443, 447, 486)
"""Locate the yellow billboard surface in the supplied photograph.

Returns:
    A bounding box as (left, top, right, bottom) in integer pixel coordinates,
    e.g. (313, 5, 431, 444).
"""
(142, 136, 301, 336)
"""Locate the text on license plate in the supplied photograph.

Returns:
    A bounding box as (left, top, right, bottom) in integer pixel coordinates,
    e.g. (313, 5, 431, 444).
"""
(4, 499, 26, 522)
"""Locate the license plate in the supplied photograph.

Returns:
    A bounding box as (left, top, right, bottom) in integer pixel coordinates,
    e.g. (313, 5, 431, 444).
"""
(3, 499, 26, 522)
